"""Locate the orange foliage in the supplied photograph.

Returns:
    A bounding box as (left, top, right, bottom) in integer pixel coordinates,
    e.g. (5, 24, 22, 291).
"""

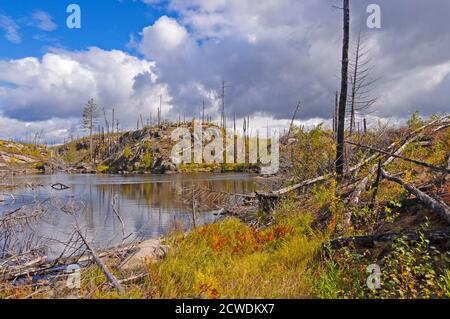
(196, 223, 294, 254)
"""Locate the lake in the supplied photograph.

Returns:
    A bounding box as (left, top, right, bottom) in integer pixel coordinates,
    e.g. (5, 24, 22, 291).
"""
(0, 173, 265, 257)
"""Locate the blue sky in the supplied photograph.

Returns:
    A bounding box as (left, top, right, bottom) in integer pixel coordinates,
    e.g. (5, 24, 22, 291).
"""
(0, 0, 170, 59)
(0, 0, 449, 142)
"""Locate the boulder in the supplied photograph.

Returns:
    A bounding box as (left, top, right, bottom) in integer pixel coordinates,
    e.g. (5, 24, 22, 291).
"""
(119, 239, 167, 271)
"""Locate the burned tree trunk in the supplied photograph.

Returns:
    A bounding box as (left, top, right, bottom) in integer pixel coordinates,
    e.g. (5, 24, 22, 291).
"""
(329, 228, 450, 250)
(336, 0, 350, 179)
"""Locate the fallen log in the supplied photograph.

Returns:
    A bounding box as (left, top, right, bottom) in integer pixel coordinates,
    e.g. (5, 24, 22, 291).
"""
(256, 175, 329, 211)
(349, 116, 450, 207)
(273, 174, 329, 196)
(345, 141, 450, 174)
(381, 169, 450, 224)
(328, 227, 450, 250)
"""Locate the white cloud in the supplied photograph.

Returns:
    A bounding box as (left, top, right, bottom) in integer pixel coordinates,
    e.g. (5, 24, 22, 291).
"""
(134, 0, 450, 123)
(0, 13, 21, 43)
(31, 10, 57, 32)
(138, 16, 193, 58)
(0, 48, 172, 141)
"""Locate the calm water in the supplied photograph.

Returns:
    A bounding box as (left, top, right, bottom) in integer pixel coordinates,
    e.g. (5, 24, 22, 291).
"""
(0, 173, 261, 256)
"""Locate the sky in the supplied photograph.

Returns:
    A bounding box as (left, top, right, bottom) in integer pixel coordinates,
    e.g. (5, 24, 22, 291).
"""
(0, 0, 449, 143)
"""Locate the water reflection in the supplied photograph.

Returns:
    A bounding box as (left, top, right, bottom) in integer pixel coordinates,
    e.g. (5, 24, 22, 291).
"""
(1, 173, 260, 256)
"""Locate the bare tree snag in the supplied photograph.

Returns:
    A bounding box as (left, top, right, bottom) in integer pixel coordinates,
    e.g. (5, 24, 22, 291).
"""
(287, 101, 301, 138)
(112, 195, 126, 243)
(348, 31, 378, 136)
(336, 0, 350, 179)
(334, 91, 339, 139)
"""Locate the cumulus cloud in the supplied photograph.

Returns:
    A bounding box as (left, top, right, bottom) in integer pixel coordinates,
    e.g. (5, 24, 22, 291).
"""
(135, 0, 450, 123)
(0, 48, 172, 141)
(138, 16, 193, 58)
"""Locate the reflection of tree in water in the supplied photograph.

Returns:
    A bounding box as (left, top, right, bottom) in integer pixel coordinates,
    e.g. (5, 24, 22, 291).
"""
(106, 175, 260, 211)
(4, 174, 267, 252)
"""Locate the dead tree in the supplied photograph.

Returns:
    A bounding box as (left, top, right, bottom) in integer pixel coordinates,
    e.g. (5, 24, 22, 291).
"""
(348, 31, 378, 135)
(102, 108, 111, 155)
(158, 94, 162, 126)
(336, 0, 350, 179)
(349, 115, 449, 207)
(333, 91, 338, 139)
(287, 101, 301, 138)
(345, 141, 450, 174)
(202, 100, 205, 124)
(221, 80, 226, 129)
(381, 169, 450, 224)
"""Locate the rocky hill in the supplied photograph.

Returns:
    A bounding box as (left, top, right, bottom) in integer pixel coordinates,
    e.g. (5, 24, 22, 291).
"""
(0, 140, 58, 174)
(55, 122, 260, 174)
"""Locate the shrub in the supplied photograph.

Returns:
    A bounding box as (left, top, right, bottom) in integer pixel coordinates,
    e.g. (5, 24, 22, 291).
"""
(122, 146, 131, 158)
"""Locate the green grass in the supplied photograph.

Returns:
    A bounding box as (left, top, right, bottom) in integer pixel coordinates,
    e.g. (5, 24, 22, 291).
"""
(146, 209, 324, 298)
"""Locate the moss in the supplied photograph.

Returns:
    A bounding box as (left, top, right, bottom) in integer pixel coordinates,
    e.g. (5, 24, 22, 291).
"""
(96, 164, 110, 173)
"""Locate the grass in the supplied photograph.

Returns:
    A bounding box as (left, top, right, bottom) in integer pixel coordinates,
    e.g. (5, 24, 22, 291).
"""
(146, 211, 324, 298)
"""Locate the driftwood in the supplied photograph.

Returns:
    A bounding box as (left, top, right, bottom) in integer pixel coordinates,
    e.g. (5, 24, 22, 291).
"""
(112, 194, 126, 242)
(1, 242, 138, 282)
(329, 227, 450, 250)
(51, 183, 70, 191)
(76, 230, 125, 295)
(381, 169, 450, 224)
(345, 141, 450, 174)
